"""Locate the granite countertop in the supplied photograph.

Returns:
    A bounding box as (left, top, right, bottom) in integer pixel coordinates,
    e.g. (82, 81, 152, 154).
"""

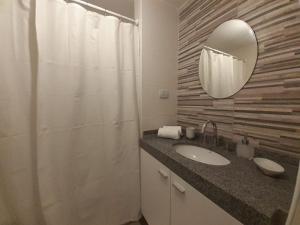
(140, 133, 299, 225)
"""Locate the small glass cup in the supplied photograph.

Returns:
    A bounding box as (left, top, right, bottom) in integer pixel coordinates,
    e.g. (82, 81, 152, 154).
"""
(186, 127, 195, 139)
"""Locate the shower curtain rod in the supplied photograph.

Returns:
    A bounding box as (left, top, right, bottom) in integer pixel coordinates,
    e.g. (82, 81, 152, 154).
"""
(69, 0, 138, 26)
(203, 45, 243, 61)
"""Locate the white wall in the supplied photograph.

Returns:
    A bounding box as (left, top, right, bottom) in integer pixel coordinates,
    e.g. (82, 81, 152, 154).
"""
(136, 0, 178, 132)
(231, 44, 257, 80)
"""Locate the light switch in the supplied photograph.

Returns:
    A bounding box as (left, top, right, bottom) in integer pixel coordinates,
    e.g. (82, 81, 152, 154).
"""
(159, 89, 169, 99)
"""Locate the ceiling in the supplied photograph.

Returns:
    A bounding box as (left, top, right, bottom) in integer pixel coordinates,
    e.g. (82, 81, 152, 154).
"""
(84, 0, 188, 18)
(85, 0, 135, 18)
(167, 0, 188, 7)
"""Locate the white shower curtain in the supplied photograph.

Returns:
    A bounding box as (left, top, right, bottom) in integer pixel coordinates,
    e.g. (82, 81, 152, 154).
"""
(199, 48, 245, 98)
(0, 0, 42, 224)
(0, 0, 140, 225)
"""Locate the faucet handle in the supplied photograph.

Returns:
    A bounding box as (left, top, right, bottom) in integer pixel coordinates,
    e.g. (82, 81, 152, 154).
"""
(201, 123, 206, 133)
(201, 120, 210, 133)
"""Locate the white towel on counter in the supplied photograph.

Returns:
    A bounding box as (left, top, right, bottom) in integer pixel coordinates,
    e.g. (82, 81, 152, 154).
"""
(163, 126, 183, 136)
(158, 127, 181, 140)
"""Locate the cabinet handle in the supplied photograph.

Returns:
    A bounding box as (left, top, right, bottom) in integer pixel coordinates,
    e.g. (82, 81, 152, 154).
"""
(158, 169, 169, 179)
(172, 181, 186, 193)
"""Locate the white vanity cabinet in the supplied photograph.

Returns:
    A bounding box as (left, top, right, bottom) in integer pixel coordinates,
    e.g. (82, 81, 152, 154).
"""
(171, 172, 242, 225)
(141, 148, 243, 225)
(141, 150, 171, 225)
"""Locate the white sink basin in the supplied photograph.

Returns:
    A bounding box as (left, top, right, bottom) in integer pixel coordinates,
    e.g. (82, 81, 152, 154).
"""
(174, 144, 230, 166)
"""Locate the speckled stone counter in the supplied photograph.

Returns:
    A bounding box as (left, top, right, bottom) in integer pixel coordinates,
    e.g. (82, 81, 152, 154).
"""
(140, 134, 299, 225)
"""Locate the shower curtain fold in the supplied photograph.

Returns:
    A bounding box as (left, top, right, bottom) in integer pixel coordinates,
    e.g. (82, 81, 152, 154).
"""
(0, 0, 140, 225)
(0, 0, 42, 224)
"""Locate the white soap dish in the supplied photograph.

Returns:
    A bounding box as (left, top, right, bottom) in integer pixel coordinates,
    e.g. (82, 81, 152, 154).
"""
(253, 158, 285, 177)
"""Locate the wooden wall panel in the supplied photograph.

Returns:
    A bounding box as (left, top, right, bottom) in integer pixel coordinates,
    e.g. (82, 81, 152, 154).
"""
(178, 0, 300, 157)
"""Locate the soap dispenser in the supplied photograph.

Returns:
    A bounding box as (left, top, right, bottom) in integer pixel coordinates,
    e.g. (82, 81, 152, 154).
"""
(236, 134, 255, 160)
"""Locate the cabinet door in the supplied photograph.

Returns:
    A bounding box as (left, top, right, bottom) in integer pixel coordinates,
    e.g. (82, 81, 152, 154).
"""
(171, 172, 243, 225)
(141, 149, 170, 225)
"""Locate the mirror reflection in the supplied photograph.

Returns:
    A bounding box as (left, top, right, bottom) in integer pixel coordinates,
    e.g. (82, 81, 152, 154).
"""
(199, 19, 258, 98)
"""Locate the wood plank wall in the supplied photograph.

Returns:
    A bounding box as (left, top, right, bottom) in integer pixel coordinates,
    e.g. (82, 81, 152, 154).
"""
(178, 0, 300, 157)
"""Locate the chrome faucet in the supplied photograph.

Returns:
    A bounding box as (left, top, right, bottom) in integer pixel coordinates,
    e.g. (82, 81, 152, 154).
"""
(201, 120, 218, 146)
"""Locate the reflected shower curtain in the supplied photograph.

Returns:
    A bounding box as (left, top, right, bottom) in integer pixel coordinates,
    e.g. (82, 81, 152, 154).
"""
(0, 0, 140, 225)
(199, 49, 245, 98)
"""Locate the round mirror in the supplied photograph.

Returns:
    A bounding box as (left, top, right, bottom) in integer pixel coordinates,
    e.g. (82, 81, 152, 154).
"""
(199, 19, 258, 98)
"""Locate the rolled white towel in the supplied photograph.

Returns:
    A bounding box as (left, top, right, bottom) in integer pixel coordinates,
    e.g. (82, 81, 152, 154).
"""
(158, 127, 180, 140)
(163, 126, 182, 136)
